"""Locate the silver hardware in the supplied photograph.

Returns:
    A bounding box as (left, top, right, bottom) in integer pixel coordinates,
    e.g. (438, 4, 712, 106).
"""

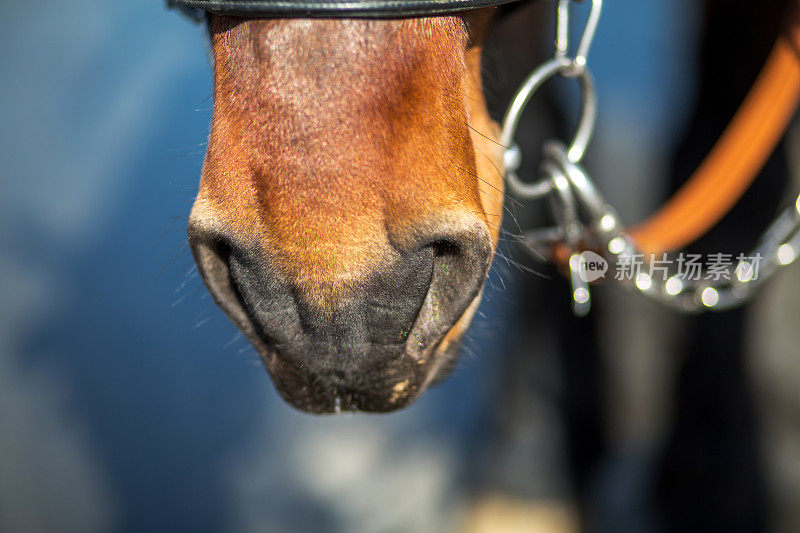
(553, 0, 603, 76)
(501, 0, 800, 315)
(538, 142, 800, 314)
(501, 0, 601, 201)
(501, 59, 597, 198)
(569, 253, 592, 316)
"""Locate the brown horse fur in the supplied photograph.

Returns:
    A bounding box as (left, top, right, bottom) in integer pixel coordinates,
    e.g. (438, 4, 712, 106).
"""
(188, 10, 505, 413)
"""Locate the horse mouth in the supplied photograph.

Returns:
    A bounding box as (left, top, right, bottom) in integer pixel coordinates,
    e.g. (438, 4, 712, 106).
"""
(262, 350, 451, 413)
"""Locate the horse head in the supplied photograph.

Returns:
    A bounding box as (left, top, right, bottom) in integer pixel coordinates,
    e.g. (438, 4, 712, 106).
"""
(187, 11, 505, 413)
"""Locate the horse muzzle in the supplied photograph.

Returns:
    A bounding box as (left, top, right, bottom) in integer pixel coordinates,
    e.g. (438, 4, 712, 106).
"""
(187, 216, 493, 413)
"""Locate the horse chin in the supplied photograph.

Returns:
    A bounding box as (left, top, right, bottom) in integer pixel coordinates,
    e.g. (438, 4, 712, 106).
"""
(258, 330, 467, 414)
(262, 357, 419, 414)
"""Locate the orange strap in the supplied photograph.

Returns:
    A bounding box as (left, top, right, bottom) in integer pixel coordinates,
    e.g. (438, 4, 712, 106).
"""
(629, 2, 800, 255)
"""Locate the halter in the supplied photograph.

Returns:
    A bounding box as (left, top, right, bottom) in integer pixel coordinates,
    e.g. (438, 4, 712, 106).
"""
(168, 0, 800, 316)
(167, 0, 524, 18)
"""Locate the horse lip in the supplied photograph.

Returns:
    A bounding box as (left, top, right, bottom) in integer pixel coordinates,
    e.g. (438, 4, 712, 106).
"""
(263, 349, 432, 414)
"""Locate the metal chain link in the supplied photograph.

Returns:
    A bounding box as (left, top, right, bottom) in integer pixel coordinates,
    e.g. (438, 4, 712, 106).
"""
(533, 142, 800, 315)
(500, 0, 800, 315)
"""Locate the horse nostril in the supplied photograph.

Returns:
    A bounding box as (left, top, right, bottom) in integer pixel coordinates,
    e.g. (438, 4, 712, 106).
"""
(401, 218, 494, 355)
(187, 223, 266, 350)
(359, 248, 436, 347)
(188, 223, 233, 266)
(430, 239, 461, 257)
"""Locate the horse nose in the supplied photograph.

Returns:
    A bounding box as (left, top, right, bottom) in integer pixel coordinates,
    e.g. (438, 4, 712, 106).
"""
(188, 213, 492, 389)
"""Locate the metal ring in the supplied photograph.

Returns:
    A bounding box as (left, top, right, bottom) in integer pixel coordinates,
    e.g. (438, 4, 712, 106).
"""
(500, 58, 597, 198)
(543, 140, 606, 220)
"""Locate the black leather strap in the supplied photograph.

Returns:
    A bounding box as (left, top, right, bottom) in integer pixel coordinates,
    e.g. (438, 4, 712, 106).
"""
(168, 0, 524, 18)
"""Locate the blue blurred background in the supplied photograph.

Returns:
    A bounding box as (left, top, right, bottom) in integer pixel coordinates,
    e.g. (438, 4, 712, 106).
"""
(0, 1, 701, 531)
